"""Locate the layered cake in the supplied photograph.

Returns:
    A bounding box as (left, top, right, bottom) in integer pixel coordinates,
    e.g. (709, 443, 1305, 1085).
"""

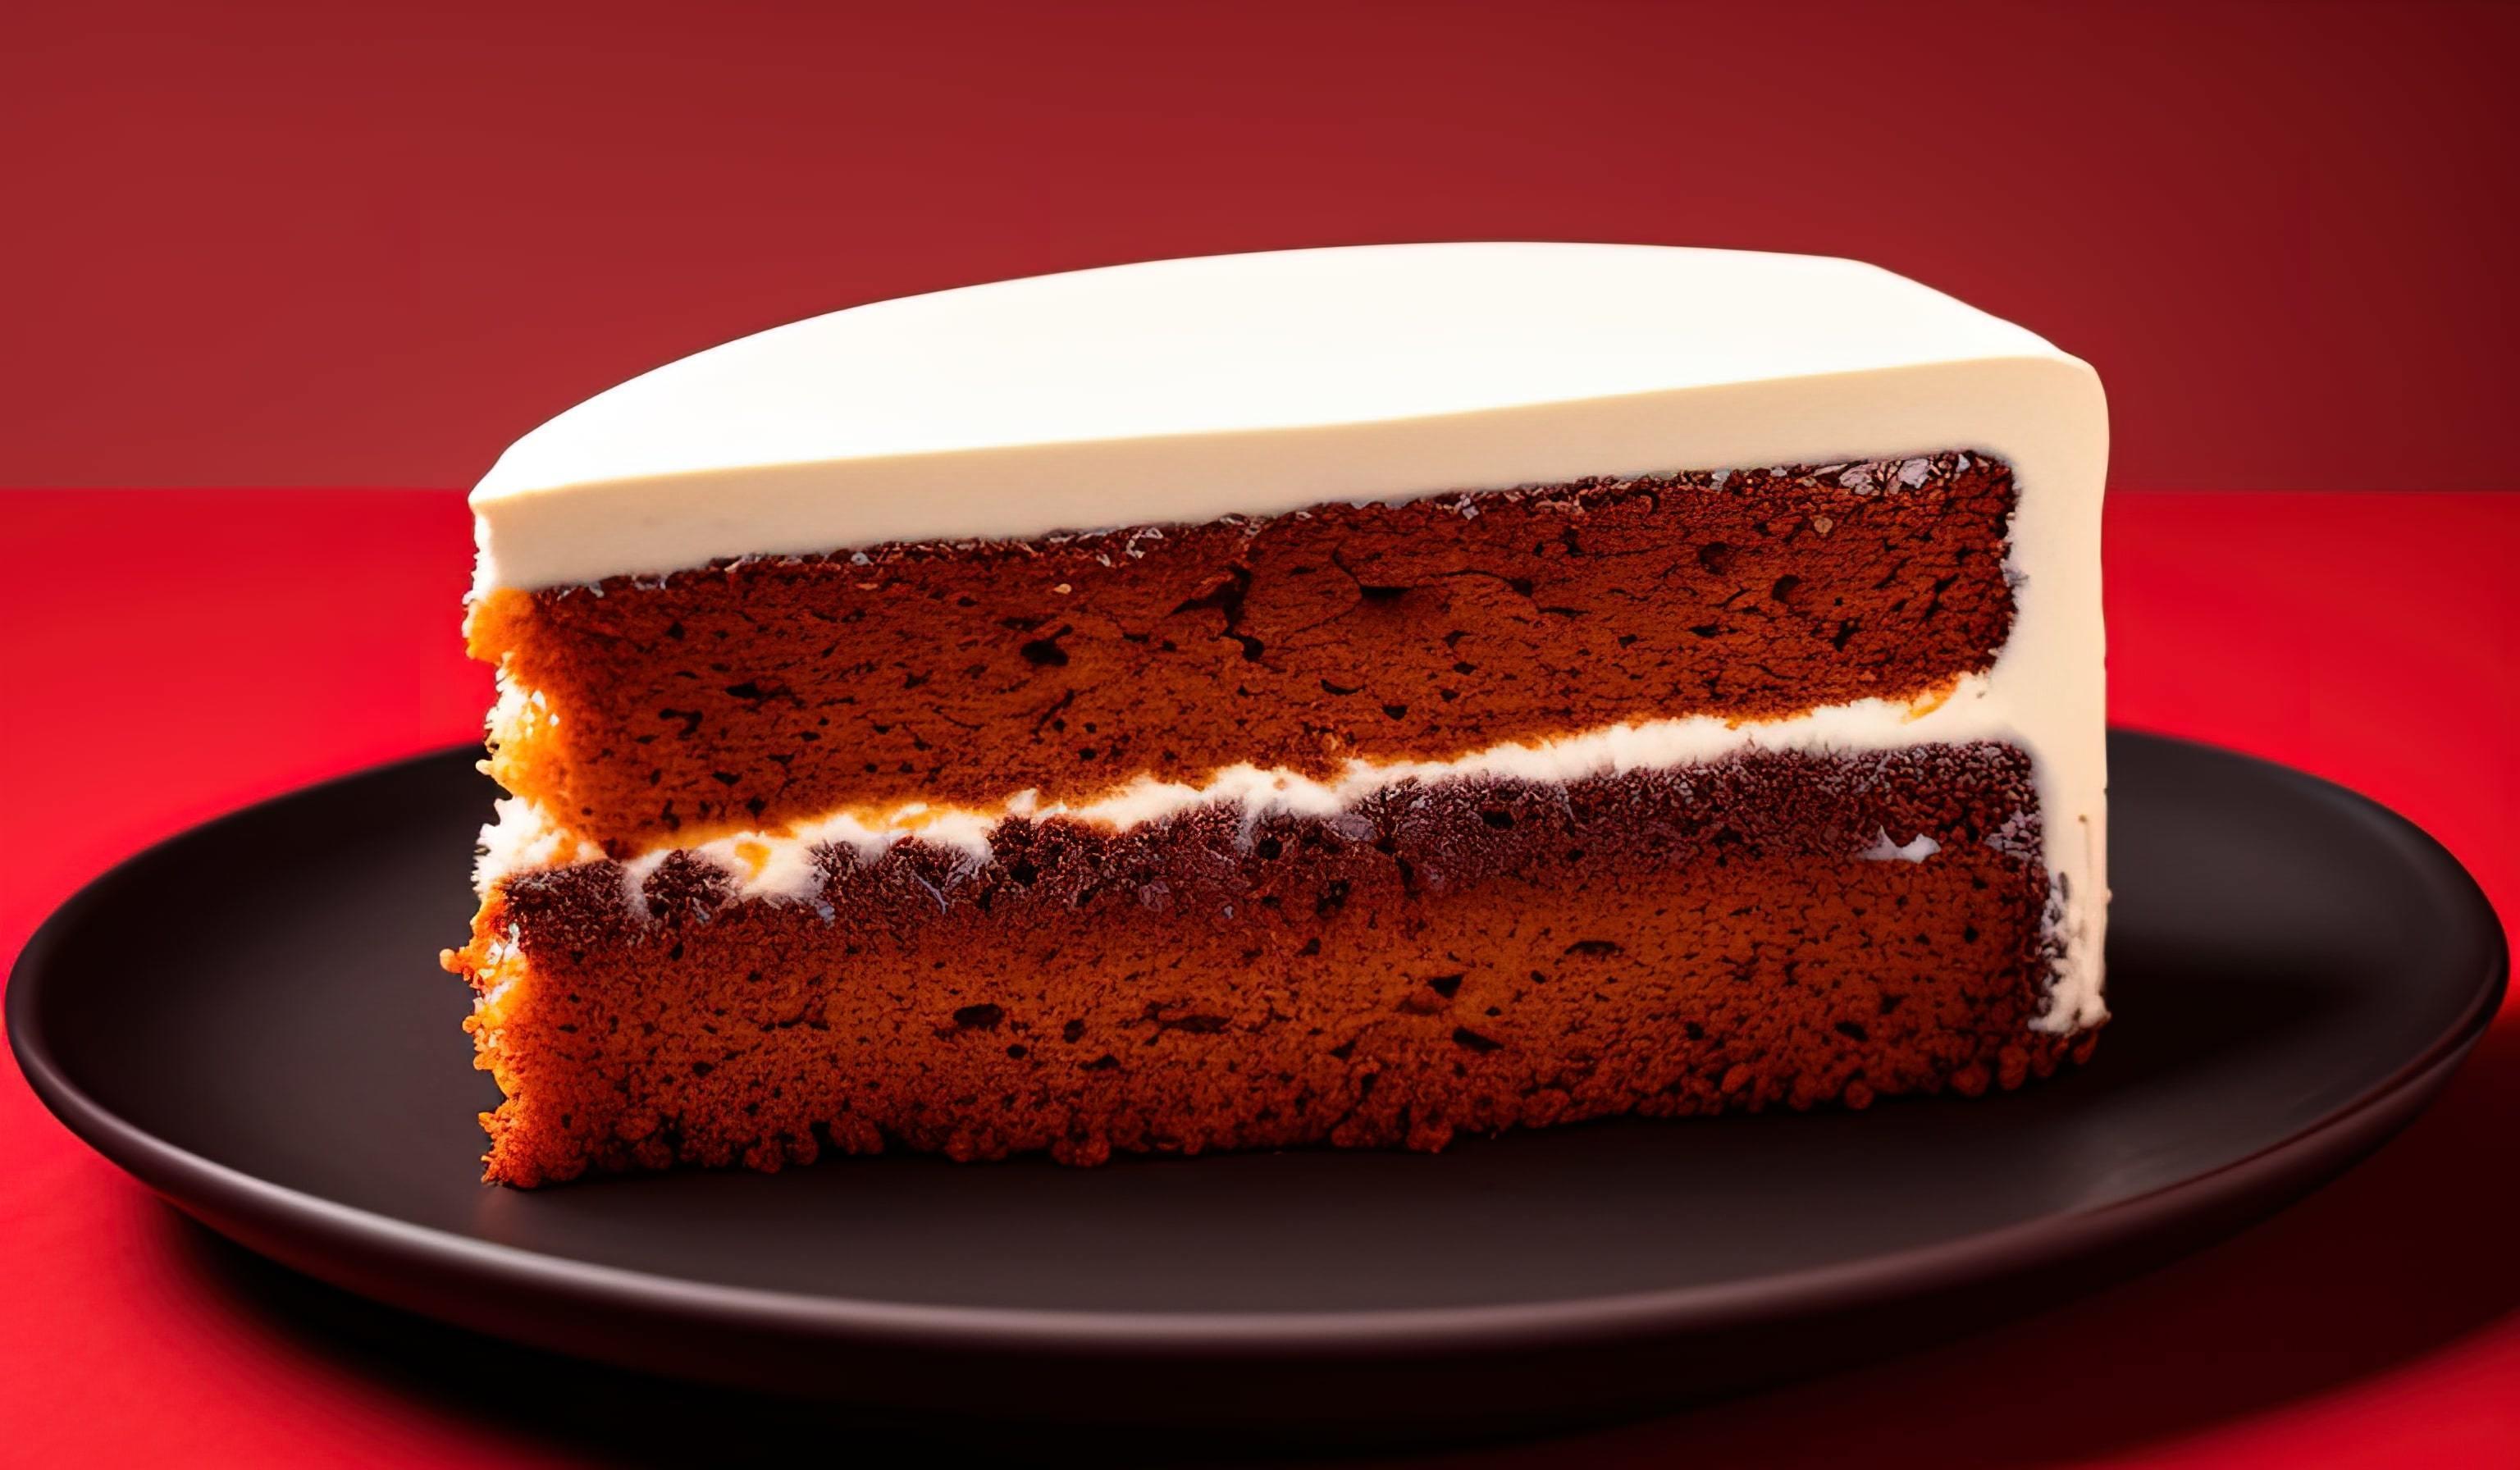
(447, 243, 2107, 1186)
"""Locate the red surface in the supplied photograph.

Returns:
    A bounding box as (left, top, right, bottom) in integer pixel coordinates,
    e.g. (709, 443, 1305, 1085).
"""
(0, 487, 2513, 1465)
(9, 1, 2519, 495)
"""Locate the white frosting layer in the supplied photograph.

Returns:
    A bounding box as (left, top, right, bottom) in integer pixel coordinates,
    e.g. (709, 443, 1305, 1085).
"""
(477, 673, 2104, 1029)
(468, 244, 2107, 1029)
(474, 243, 2090, 592)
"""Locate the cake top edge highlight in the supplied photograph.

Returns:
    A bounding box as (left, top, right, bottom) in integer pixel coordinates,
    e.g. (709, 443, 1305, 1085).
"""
(471, 243, 2102, 592)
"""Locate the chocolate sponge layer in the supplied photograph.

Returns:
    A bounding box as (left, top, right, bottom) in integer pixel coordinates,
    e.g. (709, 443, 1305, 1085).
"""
(454, 741, 2087, 1188)
(470, 452, 2019, 854)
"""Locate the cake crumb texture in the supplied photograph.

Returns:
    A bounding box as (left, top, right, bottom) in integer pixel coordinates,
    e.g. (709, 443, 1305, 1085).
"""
(470, 453, 2017, 854)
(450, 742, 2091, 1187)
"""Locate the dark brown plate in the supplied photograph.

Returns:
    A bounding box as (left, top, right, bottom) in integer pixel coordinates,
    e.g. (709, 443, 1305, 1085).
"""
(7, 733, 2505, 1435)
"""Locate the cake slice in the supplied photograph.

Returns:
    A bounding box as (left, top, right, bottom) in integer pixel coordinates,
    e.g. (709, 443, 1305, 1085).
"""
(447, 243, 2107, 1186)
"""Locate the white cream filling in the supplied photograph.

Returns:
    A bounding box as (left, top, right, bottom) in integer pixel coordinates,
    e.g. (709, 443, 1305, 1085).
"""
(1857, 831, 1942, 863)
(476, 670, 2102, 1032)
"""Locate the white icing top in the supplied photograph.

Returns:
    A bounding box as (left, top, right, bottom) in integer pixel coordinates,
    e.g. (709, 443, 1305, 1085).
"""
(469, 244, 2108, 1029)
(471, 243, 2084, 591)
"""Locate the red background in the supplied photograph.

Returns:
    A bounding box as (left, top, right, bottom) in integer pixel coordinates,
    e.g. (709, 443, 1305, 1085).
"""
(9, 0, 2518, 493)
(5, 2, 2518, 1464)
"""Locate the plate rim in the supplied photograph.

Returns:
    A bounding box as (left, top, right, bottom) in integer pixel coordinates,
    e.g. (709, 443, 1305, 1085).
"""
(7, 730, 2508, 1357)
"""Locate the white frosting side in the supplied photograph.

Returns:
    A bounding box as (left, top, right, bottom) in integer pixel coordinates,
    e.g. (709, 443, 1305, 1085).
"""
(468, 244, 2107, 1030)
